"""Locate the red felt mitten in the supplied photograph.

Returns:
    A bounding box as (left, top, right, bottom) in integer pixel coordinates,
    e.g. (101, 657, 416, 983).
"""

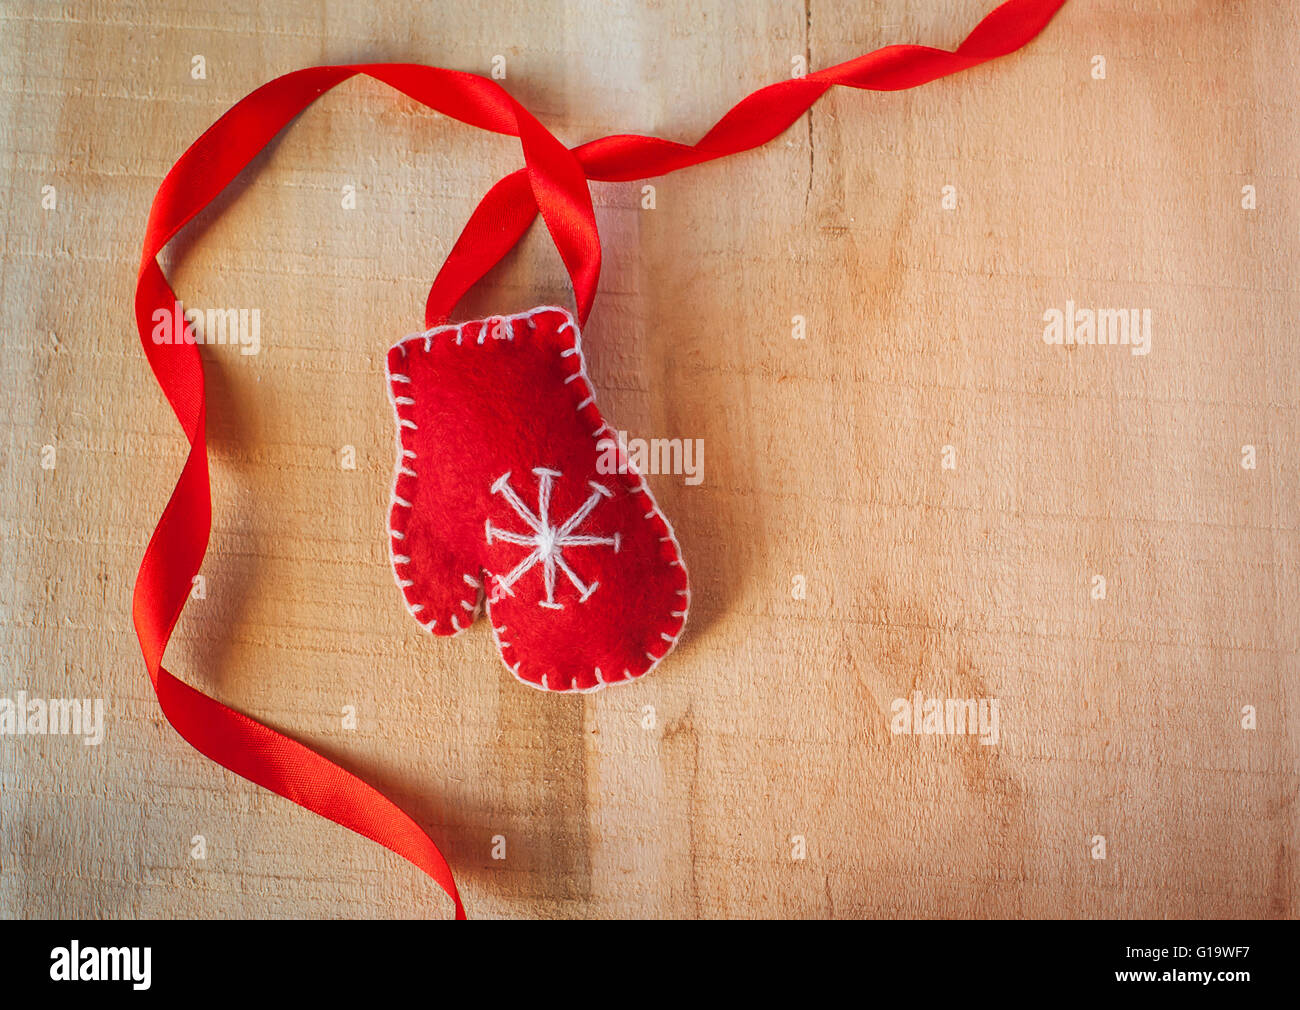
(385, 306, 689, 692)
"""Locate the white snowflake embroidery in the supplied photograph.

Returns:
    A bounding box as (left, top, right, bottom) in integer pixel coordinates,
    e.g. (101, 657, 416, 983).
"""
(485, 468, 621, 609)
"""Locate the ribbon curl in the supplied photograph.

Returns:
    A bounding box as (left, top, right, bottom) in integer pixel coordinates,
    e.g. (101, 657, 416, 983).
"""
(133, 0, 1067, 919)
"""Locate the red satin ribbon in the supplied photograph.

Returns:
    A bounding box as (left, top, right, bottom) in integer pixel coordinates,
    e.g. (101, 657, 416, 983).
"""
(134, 0, 1066, 919)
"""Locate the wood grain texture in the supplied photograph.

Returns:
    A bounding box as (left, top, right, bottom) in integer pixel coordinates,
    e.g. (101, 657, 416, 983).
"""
(1, 0, 1296, 919)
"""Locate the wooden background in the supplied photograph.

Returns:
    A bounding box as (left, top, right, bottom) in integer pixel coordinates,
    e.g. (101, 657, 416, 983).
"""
(1, 0, 1296, 919)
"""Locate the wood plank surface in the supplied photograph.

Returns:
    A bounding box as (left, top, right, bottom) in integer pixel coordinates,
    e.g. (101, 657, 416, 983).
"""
(1, 0, 1296, 919)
